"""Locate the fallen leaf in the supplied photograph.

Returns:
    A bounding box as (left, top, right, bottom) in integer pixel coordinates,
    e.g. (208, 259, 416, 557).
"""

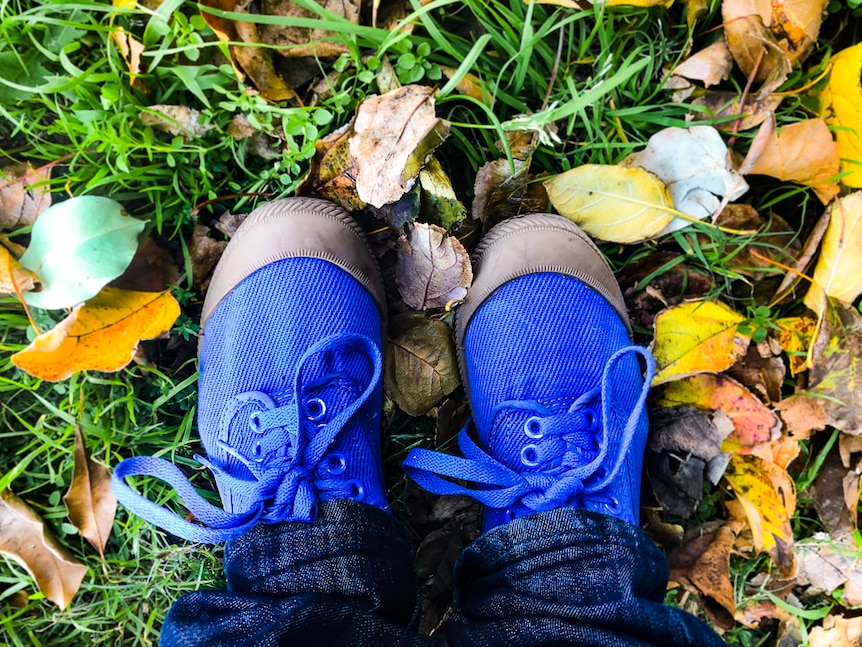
(656, 373, 780, 449)
(384, 316, 460, 416)
(110, 238, 179, 293)
(544, 164, 675, 243)
(807, 301, 862, 434)
(213, 211, 248, 238)
(472, 158, 548, 232)
(774, 315, 816, 376)
(740, 114, 839, 204)
(351, 86, 450, 208)
(651, 300, 751, 384)
(724, 454, 795, 569)
(257, 0, 359, 58)
(63, 426, 117, 558)
(0, 489, 87, 608)
(0, 162, 51, 231)
(775, 395, 829, 439)
(804, 193, 862, 318)
(726, 339, 786, 404)
(672, 39, 734, 87)
(440, 66, 488, 103)
(19, 196, 145, 310)
(809, 614, 862, 647)
(621, 125, 748, 227)
(819, 43, 862, 188)
(419, 158, 465, 230)
(797, 534, 862, 604)
(0, 245, 37, 295)
(687, 521, 743, 627)
(12, 287, 180, 382)
(298, 120, 365, 211)
(839, 433, 862, 469)
(722, 4, 792, 89)
(140, 105, 214, 139)
(111, 27, 147, 92)
(371, 183, 421, 228)
(691, 90, 783, 132)
(811, 451, 859, 538)
(190, 225, 227, 290)
(396, 223, 472, 311)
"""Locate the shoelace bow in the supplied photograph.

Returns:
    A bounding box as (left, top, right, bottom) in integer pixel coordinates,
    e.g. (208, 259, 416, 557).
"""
(112, 332, 382, 543)
(403, 346, 654, 515)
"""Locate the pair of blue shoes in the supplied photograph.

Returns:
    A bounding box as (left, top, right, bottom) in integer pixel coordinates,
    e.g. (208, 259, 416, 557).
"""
(112, 198, 654, 542)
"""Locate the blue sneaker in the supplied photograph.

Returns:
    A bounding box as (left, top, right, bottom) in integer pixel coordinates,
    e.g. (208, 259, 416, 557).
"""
(112, 198, 388, 543)
(403, 214, 654, 532)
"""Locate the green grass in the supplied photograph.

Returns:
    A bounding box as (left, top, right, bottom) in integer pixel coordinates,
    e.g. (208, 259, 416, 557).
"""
(1, 0, 860, 643)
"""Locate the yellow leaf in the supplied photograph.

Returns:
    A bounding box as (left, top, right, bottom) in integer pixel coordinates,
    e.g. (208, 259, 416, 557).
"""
(12, 287, 179, 382)
(607, 0, 674, 7)
(544, 165, 676, 243)
(651, 300, 751, 385)
(656, 374, 780, 449)
(804, 192, 862, 318)
(0, 245, 37, 294)
(819, 43, 862, 188)
(724, 454, 795, 569)
(774, 316, 815, 375)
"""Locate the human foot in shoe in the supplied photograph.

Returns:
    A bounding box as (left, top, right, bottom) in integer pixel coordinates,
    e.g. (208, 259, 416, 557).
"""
(403, 214, 654, 532)
(113, 198, 388, 542)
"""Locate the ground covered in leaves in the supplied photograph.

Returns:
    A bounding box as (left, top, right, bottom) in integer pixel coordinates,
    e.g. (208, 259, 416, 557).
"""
(2, 0, 862, 644)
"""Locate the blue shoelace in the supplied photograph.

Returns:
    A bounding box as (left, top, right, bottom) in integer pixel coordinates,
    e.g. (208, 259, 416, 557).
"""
(403, 346, 654, 515)
(112, 332, 382, 543)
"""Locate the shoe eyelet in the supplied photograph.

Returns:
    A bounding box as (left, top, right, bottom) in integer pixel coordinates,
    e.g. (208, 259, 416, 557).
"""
(505, 509, 516, 521)
(594, 466, 607, 480)
(347, 480, 365, 501)
(524, 417, 543, 439)
(589, 436, 600, 452)
(253, 441, 265, 463)
(325, 452, 347, 476)
(584, 408, 598, 431)
(608, 497, 621, 512)
(520, 444, 541, 467)
(306, 397, 327, 422)
(249, 411, 263, 433)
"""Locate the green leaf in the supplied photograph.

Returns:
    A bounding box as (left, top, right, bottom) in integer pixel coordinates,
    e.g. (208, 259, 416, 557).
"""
(20, 197, 145, 310)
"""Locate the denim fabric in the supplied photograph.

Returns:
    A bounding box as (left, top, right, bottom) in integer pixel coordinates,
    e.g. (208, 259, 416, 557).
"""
(161, 500, 724, 647)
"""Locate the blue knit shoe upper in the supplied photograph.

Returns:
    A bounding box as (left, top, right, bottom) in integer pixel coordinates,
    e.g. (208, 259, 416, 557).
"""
(403, 216, 654, 532)
(112, 200, 387, 543)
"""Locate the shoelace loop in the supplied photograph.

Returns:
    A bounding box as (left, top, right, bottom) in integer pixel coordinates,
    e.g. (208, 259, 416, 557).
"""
(403, 346, 654, 517)
(112, 332, 382, 543)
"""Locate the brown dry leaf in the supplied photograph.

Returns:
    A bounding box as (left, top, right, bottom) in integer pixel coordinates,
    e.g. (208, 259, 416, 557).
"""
(724, 454, 796, 569)
(797, 535, 862, 605)
(472, 158, 548, 232)
(298, 120, 365, 212)
(656, 373, 780, 449)
(0, 245, 37, 295)
(384, 316, 460, 416)
(809, 614, 862, 647)
(775, 395, 829, 439)
(0, 162, 51, 231)
(722, 11, 790, 90)
(740, 114, 840, 204)
(64, 426, 117, 558)
(774, 315, 816, 376)
(727, 339, 786, 404)
(812, 451, 859, 538)
(807, 301, 862, 435)
(11, 287, 180, 382)
(672, 39, 734, 87)
(691, 91, 783, 132)
(258, 0, 359, 58)
(199, 0, 296, 102)
(140, 105, 214, 139)
(396, 223, 472, 311)
(687, 521, 744, 628)
(651, 300, 751, 385)
(213, 211, 248, 238)
(110, 27, 148, 92)
(350, 85, 450, 208)
(0, 489, 87, 608)
(110, 238, 179, 293)
(804, 193, 862, 318)
(190, 225, 227, 290)
(440, 66, 488, 103)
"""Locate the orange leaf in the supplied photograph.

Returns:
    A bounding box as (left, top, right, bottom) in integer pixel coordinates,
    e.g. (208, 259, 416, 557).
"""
(0, 245, 37, 294)
(656, 373, 780, 449)
(12, 287, 179, 381)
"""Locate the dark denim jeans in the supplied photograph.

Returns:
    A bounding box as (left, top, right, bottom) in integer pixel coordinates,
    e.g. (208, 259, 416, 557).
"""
(161, 499, 725, 646)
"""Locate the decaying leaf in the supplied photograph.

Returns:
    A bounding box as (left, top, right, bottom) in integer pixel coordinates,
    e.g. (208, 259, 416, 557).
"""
(140, 105, 214, 139)
(12, 287, 180, 382)
(111, 27, 147, 91)
(20, 196, 146, 310)
(419, 158, 466, 230)
(671, 39, 734, 87)
(809, 614, 862, 647)
(396, 223, 472, 311)
(811, 451, 859, 538)
(544, 165, 676, 243)
(724, 454, 795, 569)
(257, 0, 359, 58)
(0, 162, 51, 231)
(384, 316, 460, 416)
(740, 114, 839, 204)
(298, 120, 365, 211)
(190, 225, 227, 290)
(0, 489, 87, 608)
(213, 211, 248, 238)
(621, 125, 748, 226)
(0, 245, 37, 294)
(804, 193, 862, 318)
(64, 426, 117, 558)
(350, 85, 450, 208)
(472, 158, 548, 232)
(807, 301, 862, 435)
(691, 91, 783, 132)
(774, 315, 816, 376)
(686, 521, 742, 627)
(819, 43, 862, 188)
(651, 300, 751, 384)
(726, 339, 786, 404)
(797, 534, 862, 605)
(774, 394, 829, 439)
(110, 237, 179, 293)
(656, 373, 780, 449)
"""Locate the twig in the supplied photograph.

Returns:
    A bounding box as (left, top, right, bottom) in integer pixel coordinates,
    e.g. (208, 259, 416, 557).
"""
(728, 47, 765, 148)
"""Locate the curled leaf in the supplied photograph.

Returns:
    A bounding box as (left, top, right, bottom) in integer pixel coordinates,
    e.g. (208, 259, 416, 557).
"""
(0, 245, 37, 294)
(396, 223, 472, 311)
(671, 39, 734, 87)
(0, 162, 51, 231)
